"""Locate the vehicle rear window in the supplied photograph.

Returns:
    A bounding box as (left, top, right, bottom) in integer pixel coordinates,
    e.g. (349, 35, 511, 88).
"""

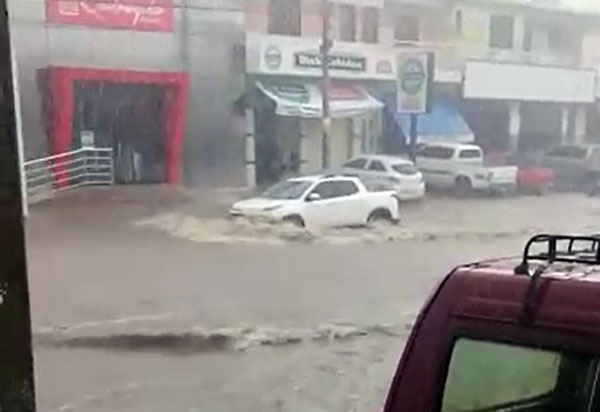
(391, 163, 418, 175)
(368, 160, 386, 172)
(418, 146, 454, 159)
(441, 338, 597, 412)
(343, 158, 368, 169)
(458, 149, 481, 159)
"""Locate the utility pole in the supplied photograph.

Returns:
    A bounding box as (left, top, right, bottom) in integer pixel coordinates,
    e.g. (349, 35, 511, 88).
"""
(320, 0, 332, 169)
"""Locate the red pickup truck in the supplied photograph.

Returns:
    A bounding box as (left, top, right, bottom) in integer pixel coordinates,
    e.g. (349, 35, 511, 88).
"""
(384, 234, 600, 412)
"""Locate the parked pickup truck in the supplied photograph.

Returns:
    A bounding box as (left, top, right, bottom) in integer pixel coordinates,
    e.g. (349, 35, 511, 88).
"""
(384, 234, 600, 412)
(229, 174, 400, 228)
(415, 143, 518, 195)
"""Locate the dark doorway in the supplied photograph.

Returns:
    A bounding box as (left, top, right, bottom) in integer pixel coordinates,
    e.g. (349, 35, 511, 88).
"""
(73, 81, 167, 183)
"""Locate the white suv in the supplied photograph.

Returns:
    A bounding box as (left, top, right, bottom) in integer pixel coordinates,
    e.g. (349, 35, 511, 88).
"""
(230, 175, 400, 228)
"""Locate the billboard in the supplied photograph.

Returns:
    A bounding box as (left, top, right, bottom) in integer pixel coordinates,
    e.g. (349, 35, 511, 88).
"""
(46, 0, 174, 32)
(464, 61, 596, 103)
(397, 52, 434, 114)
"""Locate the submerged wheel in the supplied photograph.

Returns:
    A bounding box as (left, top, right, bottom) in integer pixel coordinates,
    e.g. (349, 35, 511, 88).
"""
(454, 176, 472, 197)
(283, 215, 305, 228)
(367, 208, 393, 224)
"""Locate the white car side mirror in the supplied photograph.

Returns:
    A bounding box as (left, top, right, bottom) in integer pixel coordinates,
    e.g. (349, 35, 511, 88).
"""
(306, 193, 321, 202)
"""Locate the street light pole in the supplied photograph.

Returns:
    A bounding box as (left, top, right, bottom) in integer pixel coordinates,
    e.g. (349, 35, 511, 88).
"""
(320, 0, 332, 169)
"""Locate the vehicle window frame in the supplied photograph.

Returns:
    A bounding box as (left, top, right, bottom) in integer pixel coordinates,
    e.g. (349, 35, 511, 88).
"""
(437, 336, 600, 412)
(308, 180, 358, 200)
(458, 149, 482, 159)
(343, 158, 368, 169)
(548, 145, 587, 159)
(419, 146, 455, 160)
(391, 163, 419, 175)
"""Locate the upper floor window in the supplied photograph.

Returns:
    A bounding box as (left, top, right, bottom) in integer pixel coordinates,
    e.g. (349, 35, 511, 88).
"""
(268, 0, 301, 36)
(395, 15, 420, 42)
(548, 25, 580, 55)
(523, 21, 533, 51)
(489, 14, 514, 49)
(361, 7, 379, 43)
(454, 10, 463, 34)
(338, 5, 356, 42)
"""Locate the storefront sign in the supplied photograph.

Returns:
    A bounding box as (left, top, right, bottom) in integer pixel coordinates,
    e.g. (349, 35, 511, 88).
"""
(397, 53, 433, 114)
(248, 33, 396, 80)
(46, 0, 174, 31)
(262, 82, 311, 104)
(294, 52, 367, 72)
(80, 130, 95, 147)
(264, 46, 283, 70)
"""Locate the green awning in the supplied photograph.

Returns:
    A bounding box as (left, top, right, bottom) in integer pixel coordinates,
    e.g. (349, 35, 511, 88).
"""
(256, 81, 383, 118)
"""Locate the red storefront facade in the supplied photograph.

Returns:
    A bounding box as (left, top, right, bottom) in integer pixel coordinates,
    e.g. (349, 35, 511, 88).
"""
(48, 67, 188, 183)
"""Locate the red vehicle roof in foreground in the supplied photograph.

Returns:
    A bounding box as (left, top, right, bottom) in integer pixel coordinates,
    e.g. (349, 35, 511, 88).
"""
(384, 234, 600, 412)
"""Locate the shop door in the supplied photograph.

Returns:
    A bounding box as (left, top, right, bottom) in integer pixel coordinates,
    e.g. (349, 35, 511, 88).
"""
(254, 110, 301, 184)
(330, 119, 353, 167)
(73, 81, 168, 184)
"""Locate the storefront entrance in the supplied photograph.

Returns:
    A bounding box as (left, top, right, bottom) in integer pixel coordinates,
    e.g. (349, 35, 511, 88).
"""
(45, 67, 188, 184)
(74, 82, 167, 183)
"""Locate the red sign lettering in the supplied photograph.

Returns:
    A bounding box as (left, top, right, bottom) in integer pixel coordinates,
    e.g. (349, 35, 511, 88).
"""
(46, 0, 173, 31)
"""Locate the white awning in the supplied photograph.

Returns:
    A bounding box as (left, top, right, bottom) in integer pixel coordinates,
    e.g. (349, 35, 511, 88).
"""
(256, 81, 383, 119)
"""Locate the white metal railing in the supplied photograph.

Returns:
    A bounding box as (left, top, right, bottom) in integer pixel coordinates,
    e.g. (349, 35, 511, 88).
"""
(23, 147, 114, 202)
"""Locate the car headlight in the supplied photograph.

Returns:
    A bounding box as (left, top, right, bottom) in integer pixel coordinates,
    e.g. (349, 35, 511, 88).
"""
(263, 205, 282, 212)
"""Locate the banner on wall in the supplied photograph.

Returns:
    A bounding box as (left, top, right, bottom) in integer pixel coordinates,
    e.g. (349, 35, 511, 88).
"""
(46, 0, 174, 31)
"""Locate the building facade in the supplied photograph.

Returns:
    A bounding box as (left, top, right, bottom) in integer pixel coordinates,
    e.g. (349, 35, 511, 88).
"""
(244, 0, 397, 185)
(389, 0, 600, 153)
(8, 0, 246, 187)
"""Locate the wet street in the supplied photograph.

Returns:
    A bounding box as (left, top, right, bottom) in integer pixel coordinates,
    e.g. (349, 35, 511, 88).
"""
(25, 187, 600, 411)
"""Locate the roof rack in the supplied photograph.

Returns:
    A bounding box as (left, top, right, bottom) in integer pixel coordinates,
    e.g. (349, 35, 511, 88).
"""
(515, 234, 600, 324)
(515, 234, 600, 275)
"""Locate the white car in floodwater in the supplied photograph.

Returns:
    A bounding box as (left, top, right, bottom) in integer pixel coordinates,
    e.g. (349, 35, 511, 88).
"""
(230, 175, 400, 228)
(340, 155, 426, 201)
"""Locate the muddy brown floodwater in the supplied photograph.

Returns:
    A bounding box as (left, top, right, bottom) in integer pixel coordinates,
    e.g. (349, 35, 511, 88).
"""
(24, 187, 600, 411)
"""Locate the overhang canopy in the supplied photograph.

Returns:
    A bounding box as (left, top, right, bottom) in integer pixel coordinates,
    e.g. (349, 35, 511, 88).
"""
(256, 81, 383, 118)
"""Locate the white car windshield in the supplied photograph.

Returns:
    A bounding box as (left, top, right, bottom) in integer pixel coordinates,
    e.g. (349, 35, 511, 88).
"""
(262, 180, 312, 200)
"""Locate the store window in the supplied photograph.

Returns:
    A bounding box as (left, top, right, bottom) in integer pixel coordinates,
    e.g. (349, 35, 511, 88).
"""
(489, 14, 514, 49)
(338, 5, 356, 42)
(441, 338, 598, 412)
(361, 7, 379, 44)
(395, 15, 420, 42)
(268, 0, 301, 36)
